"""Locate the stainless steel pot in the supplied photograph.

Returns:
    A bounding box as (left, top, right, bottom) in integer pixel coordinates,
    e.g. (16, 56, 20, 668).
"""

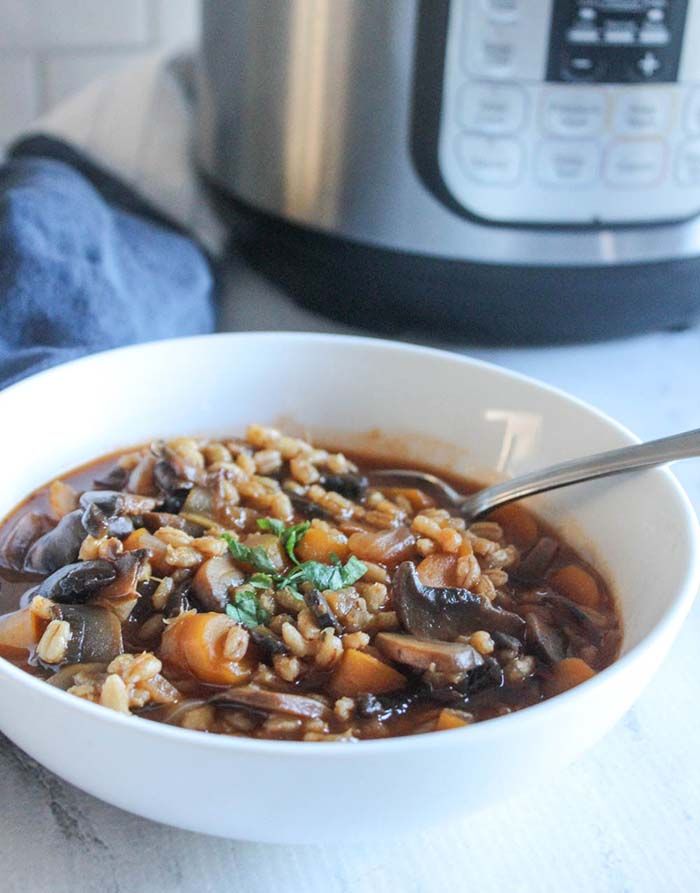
(196, 0, 700, 342)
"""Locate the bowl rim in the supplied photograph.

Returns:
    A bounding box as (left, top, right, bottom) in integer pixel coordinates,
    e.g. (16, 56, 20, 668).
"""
(1, 330, 698, 757)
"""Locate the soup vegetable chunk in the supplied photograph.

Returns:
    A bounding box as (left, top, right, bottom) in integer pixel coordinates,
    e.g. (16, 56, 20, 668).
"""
(0, 427, 621, 741)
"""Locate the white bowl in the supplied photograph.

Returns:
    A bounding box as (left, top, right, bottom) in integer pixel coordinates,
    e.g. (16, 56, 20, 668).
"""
(0, 333, 697, 844)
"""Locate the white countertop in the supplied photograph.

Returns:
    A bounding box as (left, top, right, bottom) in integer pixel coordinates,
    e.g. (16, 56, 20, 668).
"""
(3, 258, 699, 893)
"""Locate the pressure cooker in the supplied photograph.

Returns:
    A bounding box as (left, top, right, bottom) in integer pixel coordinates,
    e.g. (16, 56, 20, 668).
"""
(196, 0, 700, 343)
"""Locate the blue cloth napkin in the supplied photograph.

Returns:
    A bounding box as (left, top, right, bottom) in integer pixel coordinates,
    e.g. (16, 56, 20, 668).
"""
(0, 136, 216, 389)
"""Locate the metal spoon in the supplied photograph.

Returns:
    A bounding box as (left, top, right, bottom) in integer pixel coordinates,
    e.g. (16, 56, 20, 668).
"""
(370, 428, 700, 523)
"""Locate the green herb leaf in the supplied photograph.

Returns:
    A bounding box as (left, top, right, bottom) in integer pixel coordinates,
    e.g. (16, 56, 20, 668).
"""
(279, 554, 367, 592)
(226, 589, 270, 629)
(221, 528, 365, 596)
(255, 517, 310, 564)
(280, 521, 311, 564)
(222, 532, 278, 575)
(256, 518, 285, 537)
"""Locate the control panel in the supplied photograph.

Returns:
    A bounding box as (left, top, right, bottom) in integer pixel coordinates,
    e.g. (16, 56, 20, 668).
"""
(547, 0, 688, 84)
(434, 0, 700, 224)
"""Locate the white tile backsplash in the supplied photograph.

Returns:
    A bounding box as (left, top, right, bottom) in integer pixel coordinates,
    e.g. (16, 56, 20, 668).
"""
(44, 51, 145, 108)
(0, 0, 150, 49)
(155, 0, 200, 47)
(0, 55, 38, 143)
(0, 0, 199, 146)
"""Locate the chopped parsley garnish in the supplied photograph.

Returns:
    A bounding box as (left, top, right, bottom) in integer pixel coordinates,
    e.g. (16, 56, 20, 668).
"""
(256, 517, 285, 537)
(221, 532, 279, 575)
(225, 589, 270, 628)
(279, 554, 368, 592)
(257, 517, 311, 563)
(222, 519, 367, 601)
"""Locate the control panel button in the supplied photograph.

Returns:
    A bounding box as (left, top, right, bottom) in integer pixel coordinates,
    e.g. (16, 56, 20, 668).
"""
(563, 52, 606, 81)
(676, 140, 700, 186)
(536, 140, 600, 186)
(457, 83, 526, 135)
(613, 91, 670, 135)
(474, 35, 516, 77)
(567, 25, 599, 44)
(639, 23, 670, 45)
(543, 90, 606, 137)
(635, 50, 663, 79)
(683, 89, 700, 135)
(480, 0, 519, 23)
(456, 135, 523, 184)
(603, 19, 637, 45)
(604, 139, 666, 186)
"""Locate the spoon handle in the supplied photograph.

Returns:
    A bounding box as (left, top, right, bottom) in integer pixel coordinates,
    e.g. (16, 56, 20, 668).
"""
(462, 427, 700, 519)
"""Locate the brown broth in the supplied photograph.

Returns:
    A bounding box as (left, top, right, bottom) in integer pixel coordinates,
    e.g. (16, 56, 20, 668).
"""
(0, 441, 622, 741)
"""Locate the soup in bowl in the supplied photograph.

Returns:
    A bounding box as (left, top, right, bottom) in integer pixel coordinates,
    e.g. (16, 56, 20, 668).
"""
(0, 333, 696, 842)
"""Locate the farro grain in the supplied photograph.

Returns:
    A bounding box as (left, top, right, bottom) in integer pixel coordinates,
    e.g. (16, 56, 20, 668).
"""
(29, 595, 54, 620)
(223, 625, 250, 661)
(273, 653, 301, 681)
(100, 674, 130, 713)
(165, 544, 202, 569)
(315, 628, 343, 668)
(281, 621, 310, 657)
(151, 576, 174, 611)
(155, 526, 193, 548)
(36, 619, 71, 663)
(290, 456, 320, 485)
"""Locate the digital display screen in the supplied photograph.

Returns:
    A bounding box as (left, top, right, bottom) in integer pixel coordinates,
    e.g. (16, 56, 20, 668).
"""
(579, 0, 660, 10)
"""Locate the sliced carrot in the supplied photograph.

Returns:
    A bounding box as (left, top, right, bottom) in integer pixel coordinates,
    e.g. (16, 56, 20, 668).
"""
(347, 526, 416, 564)
(329, 648, 406, 697)
(489, 504, 539, 549)
(550, 564, 600, 609)
(0, 607, 45, 655)
(417, 553, 459, 587)
(296, 526, 349, 564)
(547, 657, 595, 696)
(435, 709, 468, 731)
(160, 612, 254, 686)
(123, 527, 169, 574)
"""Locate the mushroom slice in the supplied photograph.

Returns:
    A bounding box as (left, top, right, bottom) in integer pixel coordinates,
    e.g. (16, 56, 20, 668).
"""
(36, 560, 117, 604)
(141, 512, 204, 537)
(52, 604, 123, 664)
(192, 555, 245, 612)
(375, 632, 484, 674)
(318, 472, 369, 500)
(513, 537, 559, 584)
(0, 511, 55, 572)
(249, 626, 288, 658)
(525, 613, 567, 664)
(393, 561, 525, 640)
(93, 551, 147, 622)
(303, 588, 343, 634)
(127, 454, 158, 496)
(24, 509, 86, 575)
(47, 661, 108, 690)
(544, 594, 604, 645)
(289, 492, 333, 521)
(93, 464, 129, 491)
(79, 490, 158, 515)
(355, 688, 425, 722)
(210, 687, 331, 721)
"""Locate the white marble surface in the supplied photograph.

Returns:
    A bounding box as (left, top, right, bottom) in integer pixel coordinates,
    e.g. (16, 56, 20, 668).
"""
(2, 259, 700, 893)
